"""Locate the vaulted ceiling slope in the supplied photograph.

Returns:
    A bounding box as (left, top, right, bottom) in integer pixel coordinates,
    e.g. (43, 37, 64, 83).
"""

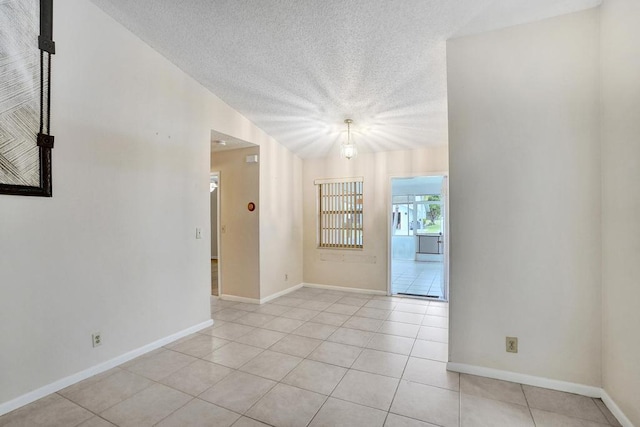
(91, 0, 601, 158)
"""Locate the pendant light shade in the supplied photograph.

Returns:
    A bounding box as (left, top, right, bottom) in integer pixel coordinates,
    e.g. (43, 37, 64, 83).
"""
(341, 119, 357, 160)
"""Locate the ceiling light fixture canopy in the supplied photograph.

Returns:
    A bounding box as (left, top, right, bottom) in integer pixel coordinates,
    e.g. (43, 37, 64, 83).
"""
(341, 119, 357, 160)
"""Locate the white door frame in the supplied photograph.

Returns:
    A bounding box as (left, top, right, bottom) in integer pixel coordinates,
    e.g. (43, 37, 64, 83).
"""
(387, 172, 449, 300)
(211, 171, 222, 296)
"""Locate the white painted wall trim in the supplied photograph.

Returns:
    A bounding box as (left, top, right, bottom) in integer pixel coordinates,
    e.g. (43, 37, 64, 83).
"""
(260, 283, 304, 304)
(219, 294, 261, 304)
(601, 389, 635, 427)
(221, 283, 305, 305)
(447, 363, 633, 427)
(447, 362, 601, 397)
(303, 282, 387, 295)
(221, 282, 388, 304)
(0, 319, 213, 417)
(221, 284, 305, 305)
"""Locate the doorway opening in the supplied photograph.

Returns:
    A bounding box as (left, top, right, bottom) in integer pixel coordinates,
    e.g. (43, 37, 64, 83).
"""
(210, 172, 220, 296)
(389, 175, 448, 300)
(209, 129, 260, 301)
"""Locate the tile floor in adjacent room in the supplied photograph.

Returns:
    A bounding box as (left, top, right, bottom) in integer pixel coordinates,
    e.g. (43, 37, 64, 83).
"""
(392, 260, 445, 299)
(1, 287, 621, 427)
(211, 259, 219, 296)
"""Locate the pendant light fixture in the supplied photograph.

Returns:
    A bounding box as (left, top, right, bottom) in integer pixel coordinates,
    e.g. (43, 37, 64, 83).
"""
(341, 119, 357, 160)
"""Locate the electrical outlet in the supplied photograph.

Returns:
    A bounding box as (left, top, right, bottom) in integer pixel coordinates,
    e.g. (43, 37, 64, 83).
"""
(92, 332, 102, 348)
(506, 336, 518, 353)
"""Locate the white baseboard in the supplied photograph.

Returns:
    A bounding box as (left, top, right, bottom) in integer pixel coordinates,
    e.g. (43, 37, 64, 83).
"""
(220, 283, 304, 305)
(601, 389, 634, 427)
(219, 294, 261, 304)
(0, 319, 213, 417)
(447, 363, 634, 427)
(447, 362, 601, 397)
(260, 283, 304, 304)
(220, 282, 385, 305)
(303, 282, 387, 296)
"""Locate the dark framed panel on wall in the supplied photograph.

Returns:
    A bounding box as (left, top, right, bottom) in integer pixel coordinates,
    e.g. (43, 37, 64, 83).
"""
(0, 0, 55, 197)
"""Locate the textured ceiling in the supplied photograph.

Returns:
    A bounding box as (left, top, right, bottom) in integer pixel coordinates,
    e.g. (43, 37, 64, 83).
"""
(91, 0, 601, 158)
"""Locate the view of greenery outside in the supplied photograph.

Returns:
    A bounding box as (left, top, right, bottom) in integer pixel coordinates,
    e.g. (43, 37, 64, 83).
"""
(416, 195, 442, 234)
(426, 195, 441, 226)
(425, 219, 442, 233)
(394, 194, 443, 236)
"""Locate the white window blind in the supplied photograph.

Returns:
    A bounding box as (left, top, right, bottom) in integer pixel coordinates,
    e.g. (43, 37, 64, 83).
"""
(315, 177, 363, 249)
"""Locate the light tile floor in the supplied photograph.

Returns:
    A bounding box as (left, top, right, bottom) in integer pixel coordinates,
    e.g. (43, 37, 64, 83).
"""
(1, 288, 622, 427)
(392, 260, 445, 299)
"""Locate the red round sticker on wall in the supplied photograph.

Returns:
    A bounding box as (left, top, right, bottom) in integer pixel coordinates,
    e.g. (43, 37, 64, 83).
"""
(248, 202, 256, 212)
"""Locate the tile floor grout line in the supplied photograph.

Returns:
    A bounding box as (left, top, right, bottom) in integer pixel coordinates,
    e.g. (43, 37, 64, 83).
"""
(320, 394, 393, 420)
(521, 382, 538, 427)
(53, 393, 103, 426)
(304, 314, 391, 419)
(303, 392, 330, 427)
(226, 368, 280, 420)
(239, 411, 277, 427)
(387, 409, 450, 427)
(149, 394, 197, 427)
(55, 366, 123, 398)
(520, 384, 615, 425)
(89, 413, 117, 427)
(384, 320, 418, 426)
(58, 374, 158, 420)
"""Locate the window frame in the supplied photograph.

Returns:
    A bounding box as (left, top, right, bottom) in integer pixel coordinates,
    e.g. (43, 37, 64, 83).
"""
(315, 177, 364, 249)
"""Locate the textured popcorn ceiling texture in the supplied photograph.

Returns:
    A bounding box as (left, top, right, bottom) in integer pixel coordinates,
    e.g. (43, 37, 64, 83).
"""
(91, 0, 600, 158)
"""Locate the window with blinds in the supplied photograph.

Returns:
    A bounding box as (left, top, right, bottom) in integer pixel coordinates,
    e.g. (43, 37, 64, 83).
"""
(315, 177, 364, 249)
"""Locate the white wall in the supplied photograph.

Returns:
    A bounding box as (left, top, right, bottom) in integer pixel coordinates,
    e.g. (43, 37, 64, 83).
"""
(259, 139, 304, 299)
(0, 0, 301, 409)
(303, 147, 448, 292)
(447, 9, 602, 386)
(600, 0, 640, 424)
